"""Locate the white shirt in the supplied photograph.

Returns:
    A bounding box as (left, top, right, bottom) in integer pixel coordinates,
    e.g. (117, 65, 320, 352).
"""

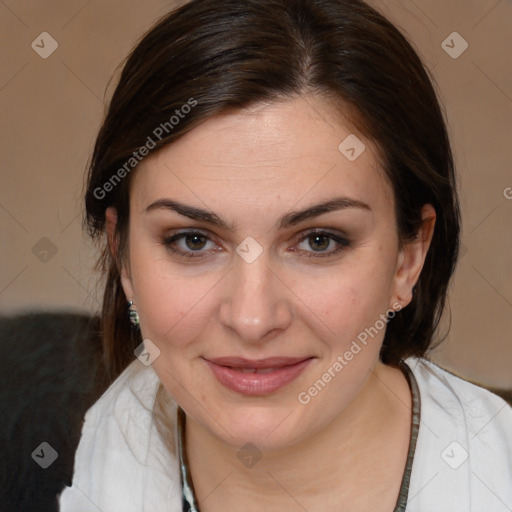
(59, 357, 512, 511)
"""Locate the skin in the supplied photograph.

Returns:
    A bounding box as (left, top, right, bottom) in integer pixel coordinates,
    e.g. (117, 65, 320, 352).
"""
(106, 94, 435, 511)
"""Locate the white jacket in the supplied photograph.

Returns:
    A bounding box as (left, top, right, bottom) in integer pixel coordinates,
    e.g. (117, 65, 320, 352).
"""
(59, 357, 512, 511)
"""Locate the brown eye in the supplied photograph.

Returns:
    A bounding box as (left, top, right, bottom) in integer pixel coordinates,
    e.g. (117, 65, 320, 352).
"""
(307, 234, 331, 252)
(296, 230, 351, 258)
(182, 233, 208, 250)
(162, 230, 217, 260)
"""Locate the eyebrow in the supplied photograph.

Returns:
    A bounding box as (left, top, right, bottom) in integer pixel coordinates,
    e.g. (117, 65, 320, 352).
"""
(144, 196, 371, 231)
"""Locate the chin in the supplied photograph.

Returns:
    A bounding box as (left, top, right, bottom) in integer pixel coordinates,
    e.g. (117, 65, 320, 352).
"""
(198, 400, 312, 452)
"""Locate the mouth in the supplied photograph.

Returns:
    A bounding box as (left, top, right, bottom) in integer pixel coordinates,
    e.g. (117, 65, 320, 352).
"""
(203, 356, 314, 396)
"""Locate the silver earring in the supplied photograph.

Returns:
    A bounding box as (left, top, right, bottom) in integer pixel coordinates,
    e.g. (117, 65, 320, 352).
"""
(127, 300, 140, 326)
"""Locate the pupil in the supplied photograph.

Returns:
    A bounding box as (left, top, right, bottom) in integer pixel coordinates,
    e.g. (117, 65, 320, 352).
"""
(310, 234, 328, 251)
(186, 234, 206, 250)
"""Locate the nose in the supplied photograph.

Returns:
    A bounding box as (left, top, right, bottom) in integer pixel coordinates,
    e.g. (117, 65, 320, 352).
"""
(219, 250, 293, 343)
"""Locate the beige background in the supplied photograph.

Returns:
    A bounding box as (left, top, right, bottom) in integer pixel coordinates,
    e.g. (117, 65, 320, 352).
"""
(0, 0, 510, 386)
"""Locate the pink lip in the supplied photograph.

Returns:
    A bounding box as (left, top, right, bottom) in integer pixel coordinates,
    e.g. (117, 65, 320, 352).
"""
(204, 356, 314, 396)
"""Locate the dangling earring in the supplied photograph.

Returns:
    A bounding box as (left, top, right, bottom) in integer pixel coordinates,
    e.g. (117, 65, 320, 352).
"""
(127, 300, 140, 327)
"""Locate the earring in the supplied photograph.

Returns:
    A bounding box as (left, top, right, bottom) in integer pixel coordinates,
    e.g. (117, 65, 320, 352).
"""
(127, 300, 140, 327)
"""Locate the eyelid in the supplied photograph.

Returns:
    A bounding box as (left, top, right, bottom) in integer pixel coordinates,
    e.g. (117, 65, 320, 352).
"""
(294, 227, 350, 243)
(162, 229, 219, 254)
(161, 227, 351, 260)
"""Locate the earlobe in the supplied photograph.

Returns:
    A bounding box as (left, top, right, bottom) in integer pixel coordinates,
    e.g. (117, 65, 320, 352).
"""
(392, 204, 436, 307)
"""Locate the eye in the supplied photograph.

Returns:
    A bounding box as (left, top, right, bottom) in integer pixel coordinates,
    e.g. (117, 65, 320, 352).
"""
(162, 230, 219, 260)
(162, 228, 351, 262)
(294, 229, 351, 258)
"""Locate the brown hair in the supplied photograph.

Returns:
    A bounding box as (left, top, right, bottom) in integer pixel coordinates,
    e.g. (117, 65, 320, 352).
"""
(84, 0, 461, 381)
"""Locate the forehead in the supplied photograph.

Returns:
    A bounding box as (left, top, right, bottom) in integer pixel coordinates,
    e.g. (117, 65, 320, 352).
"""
(130, 95, 393, 217)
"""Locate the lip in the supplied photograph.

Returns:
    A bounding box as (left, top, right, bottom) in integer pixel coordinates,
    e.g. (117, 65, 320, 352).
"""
(203, 356, 314, 396)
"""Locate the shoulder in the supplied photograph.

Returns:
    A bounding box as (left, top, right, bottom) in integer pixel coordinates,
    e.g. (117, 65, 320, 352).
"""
(406, 356, 512, 434)
(403, 357, 512, 511)
(58, 360, 183, 512)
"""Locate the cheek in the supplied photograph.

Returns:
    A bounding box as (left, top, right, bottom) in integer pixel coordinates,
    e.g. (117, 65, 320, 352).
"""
(129, 243, 218, 349)
(129, 227, 396, 357)
(293, 256, 394, 347)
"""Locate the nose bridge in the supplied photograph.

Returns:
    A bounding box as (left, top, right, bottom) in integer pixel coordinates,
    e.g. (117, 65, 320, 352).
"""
(220, 249, 291, 341)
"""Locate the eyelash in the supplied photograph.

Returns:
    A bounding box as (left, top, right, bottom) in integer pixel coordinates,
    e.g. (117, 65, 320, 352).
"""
(161, 229, 351, 261)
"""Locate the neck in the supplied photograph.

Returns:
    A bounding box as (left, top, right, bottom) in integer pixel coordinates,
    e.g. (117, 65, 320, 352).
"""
(185, 360, 412, 512)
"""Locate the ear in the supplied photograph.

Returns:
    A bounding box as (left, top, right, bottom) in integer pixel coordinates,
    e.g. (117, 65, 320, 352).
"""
(105, 206, 135, 301)
(391, 204, 436, 308)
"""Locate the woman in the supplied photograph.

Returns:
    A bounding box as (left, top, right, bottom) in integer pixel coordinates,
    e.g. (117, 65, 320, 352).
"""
(59, 0, 512, 510)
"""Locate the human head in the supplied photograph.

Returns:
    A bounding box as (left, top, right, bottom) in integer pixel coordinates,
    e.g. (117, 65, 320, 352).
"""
(84, 0, 460, 382)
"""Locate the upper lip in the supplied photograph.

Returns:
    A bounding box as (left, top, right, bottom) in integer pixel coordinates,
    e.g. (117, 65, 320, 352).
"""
(205, 356, 312, 369)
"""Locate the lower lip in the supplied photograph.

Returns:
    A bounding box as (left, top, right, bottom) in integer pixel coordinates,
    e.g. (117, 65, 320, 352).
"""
(204, 358, 313, 396)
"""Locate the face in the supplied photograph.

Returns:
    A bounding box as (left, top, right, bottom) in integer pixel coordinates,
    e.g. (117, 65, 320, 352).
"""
(107, 95, 433, 451)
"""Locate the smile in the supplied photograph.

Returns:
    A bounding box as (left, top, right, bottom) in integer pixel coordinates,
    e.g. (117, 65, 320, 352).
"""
(203, 356, 314, 396)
